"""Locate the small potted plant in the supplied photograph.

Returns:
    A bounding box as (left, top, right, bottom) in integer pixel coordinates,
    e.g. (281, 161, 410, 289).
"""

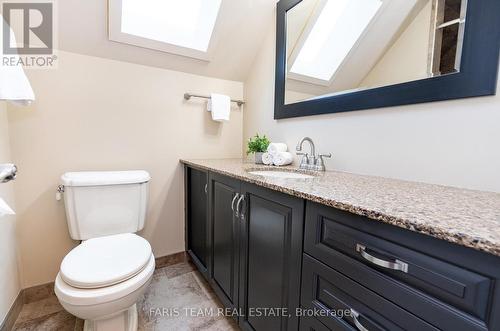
(247, 134, 270, 164)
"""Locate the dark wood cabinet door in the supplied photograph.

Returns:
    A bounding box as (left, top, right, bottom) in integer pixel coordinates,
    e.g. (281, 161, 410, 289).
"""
(185, 166, 209, 276)
(209, 172, 241, 311)
(238, 183, 304, 331)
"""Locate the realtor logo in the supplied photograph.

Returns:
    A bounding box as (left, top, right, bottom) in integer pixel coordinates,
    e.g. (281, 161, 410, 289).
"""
(2, 2, 53, 54)
(2, 1, 57, 68)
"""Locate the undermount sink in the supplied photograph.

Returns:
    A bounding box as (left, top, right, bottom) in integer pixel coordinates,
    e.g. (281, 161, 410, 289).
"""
(247, 169, 315, 179)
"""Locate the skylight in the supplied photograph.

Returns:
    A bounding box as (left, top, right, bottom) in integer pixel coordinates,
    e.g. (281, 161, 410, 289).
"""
(290, 0, 382, 82)
(108, 0, 222, 60)
(121, 0, 221, 52)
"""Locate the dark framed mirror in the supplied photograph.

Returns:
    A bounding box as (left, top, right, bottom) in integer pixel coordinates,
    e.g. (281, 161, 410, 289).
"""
(275, 0, 500, 119)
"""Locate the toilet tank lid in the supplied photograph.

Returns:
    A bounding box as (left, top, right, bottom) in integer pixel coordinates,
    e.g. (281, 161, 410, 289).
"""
(61, 170, 151, 187)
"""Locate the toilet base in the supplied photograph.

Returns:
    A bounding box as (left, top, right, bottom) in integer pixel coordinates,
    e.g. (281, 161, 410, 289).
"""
(83, 304, 138, 331)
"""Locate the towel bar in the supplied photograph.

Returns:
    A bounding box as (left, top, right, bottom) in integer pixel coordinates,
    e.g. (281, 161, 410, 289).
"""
(184, 93, 245, 107)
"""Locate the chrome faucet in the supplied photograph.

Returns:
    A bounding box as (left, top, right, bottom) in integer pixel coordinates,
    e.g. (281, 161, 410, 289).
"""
(296, 137, 331, 171)
(296, 137, 316, 169)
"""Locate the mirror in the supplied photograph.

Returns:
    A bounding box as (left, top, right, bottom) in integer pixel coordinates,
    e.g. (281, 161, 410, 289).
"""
(284, 0, 468, 105)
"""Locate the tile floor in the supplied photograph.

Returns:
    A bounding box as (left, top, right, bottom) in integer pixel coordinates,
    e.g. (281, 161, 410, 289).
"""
(12, 262, 240, 331)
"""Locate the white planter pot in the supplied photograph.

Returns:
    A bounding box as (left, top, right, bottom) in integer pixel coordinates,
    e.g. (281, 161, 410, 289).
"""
(254, 152, 264, 164)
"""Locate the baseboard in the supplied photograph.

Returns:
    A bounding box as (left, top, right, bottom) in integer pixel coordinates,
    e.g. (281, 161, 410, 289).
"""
(0, 282, 56, 331)
(23, 282, 55, 304)
(155, 251, 189, 269)
(0, 290, 24, 331)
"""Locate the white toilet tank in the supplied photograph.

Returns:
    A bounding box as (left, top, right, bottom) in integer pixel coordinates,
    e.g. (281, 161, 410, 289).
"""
(61, 171, 151, 240)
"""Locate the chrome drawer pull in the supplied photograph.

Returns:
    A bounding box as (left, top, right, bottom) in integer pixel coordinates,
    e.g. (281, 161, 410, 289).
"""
(350, 309, 369, 331)
(236, 194, 245, 217)
(356, 244, 409, 273)
(231, 193, 239, 212)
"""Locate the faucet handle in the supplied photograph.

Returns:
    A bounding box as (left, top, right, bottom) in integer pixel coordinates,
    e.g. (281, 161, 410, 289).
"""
(296, 152, 309, 169)
(318, 153, 332, 159)
(315, 153, 332, 171)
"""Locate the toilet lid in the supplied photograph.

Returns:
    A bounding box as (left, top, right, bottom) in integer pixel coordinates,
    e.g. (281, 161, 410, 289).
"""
(60, 233, 152, 289)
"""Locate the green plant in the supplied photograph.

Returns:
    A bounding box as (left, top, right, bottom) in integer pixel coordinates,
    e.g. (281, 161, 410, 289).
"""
(246, 134, 270, 155)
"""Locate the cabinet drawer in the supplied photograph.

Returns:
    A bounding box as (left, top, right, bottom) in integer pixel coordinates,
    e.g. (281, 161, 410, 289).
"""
(307, 241, 488, 330)
(304, 203, 491, 324)
(301, 255, 439, 331)
(300, 316, 339, 331)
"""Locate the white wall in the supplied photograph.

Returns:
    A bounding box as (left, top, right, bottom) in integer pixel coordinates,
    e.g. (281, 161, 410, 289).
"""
(7, 51, 243, 287)
(244, 18, 500, 193)
(0, 102, 21, 325)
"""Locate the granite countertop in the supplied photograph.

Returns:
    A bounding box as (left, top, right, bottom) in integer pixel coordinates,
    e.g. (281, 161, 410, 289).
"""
(181, 158, 500, 257)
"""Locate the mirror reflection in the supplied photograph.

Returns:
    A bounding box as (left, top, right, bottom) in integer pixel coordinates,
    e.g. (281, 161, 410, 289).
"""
(285, 0, 468, 104)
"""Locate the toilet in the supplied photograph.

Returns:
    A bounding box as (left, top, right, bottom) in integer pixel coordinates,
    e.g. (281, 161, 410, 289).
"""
(54, 171, 154, 331)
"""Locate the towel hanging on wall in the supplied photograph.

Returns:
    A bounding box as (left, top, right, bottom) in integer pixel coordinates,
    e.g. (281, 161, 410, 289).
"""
(0, 17, 35, 106)
(207, 93, 230, 122)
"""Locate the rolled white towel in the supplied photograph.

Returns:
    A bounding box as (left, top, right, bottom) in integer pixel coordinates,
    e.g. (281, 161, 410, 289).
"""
(273, 152, 293, 166)
(262, 152, 273, 165)
(267, 143, 288, 155)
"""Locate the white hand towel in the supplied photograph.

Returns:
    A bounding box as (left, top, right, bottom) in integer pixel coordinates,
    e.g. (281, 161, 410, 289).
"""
(0, 198, 15, 218)
(0, 17, 35, 105)
(262, 152, 273, 165)
(207, 93, 230, 122)
(273, 152, 293, 166)
(267, 143, 288, 155)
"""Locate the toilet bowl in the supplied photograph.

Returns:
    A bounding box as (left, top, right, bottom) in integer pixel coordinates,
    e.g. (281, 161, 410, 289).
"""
(55, 233, 155, 331)
(56, 170, 153, 331)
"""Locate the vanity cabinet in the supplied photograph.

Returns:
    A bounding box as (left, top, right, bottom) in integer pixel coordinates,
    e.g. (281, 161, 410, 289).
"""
(299, 317, 330, 331)
(302, 202, 500, 331)
(184, 164, 500, 331)
(186, 165, 303, 331)
(301, 255, 439, 331)
(185, 166, 209, 277)
(208, 172, 241, 311)
(238, 182, 304, 331)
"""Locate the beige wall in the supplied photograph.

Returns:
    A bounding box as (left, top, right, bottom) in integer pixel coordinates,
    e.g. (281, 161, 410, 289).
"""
(0, 102, 21, 325)
(7, 51, 243, 287)
(244, 19, 500, 193)
(361, 1, 432, 88)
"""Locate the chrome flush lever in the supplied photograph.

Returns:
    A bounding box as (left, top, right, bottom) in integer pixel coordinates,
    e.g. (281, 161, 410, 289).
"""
(56, 185, 65, 201)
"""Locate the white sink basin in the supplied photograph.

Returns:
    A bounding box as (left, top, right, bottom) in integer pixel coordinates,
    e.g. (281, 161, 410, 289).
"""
(247, 170, 315, 179)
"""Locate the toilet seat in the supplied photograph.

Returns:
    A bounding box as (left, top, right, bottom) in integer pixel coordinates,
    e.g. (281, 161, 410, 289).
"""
(55, 253, 155, 306)
(60, 233, 152, 289)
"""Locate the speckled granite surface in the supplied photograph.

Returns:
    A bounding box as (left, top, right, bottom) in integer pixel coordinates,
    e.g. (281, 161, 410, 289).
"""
(181, 158, 500, 257)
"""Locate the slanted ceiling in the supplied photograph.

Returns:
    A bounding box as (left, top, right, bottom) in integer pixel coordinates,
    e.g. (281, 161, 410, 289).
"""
(58, 0, 276, 82)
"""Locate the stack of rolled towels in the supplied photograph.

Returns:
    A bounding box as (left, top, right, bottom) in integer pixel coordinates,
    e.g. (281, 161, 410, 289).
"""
(262, 143, 293, 166)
